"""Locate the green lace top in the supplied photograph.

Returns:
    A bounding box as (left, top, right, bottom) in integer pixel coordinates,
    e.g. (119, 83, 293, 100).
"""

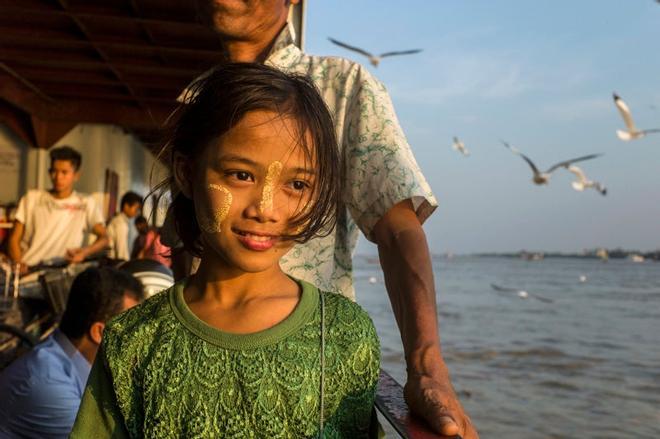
(70, 278, 380, 438)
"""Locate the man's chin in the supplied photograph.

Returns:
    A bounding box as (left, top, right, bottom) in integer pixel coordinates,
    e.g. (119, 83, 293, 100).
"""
(211, 17, 252, 39)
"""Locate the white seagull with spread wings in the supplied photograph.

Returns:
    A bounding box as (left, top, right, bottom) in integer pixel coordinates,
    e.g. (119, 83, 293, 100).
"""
(491, 284, 554, 303)
(502, 141, 602, 186)
(328, 38, 422, 67)
(566, 165, 607, 196)
(452, 136, 470, 156)
(613, 93, 660, 141)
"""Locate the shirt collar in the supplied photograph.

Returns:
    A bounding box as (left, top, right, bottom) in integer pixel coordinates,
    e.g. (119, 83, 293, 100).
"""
(265, 22, 303, 69)
(53, 329, 92, 389)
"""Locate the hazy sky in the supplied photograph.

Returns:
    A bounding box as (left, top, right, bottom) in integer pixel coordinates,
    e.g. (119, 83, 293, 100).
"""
(304, 1, 660, 254)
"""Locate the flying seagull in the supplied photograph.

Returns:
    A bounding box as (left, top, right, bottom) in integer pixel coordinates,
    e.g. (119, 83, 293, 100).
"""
(328, 37, 422, 67)
(613, 93, 660, 141)
(490, 284, 554, 303)
(566, 165, 607, 196)
(452, 136, 470, 156)
(502, 141, 602, 185)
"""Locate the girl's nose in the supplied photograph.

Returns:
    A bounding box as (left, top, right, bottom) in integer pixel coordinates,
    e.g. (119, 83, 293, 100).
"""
(245, 187, 282, 223)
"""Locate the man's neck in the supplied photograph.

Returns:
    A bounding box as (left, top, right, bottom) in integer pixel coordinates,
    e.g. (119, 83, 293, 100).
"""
(64, 333, 96, 365)
(222, 22, 286, 63)
(50, 188, 74, 199)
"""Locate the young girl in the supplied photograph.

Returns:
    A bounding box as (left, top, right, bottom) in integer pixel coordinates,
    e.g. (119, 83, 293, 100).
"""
(71, 63, 380, 438)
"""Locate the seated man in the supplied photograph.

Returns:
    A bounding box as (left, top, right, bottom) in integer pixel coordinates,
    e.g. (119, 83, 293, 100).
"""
(107, 191, 143, 261)
(0, 267, 144, 438)
(8, 146, 108, 272)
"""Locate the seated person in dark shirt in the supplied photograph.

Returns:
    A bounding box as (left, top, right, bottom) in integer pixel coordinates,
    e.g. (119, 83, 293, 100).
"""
(0, 267, 144, 438)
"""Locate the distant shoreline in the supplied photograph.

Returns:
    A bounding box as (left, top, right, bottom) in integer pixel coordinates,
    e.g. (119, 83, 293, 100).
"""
(459, 250, 660, 261)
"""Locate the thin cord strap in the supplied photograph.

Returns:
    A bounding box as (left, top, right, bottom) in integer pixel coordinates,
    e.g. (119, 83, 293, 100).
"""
(319, 291, 326, 437)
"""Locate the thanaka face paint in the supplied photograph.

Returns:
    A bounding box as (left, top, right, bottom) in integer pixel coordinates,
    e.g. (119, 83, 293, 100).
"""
(259, 161, 283, 214)
(199, 183, 233, 234)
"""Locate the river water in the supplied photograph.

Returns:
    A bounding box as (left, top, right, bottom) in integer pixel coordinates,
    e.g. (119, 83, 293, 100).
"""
(355, 255, 660, 438)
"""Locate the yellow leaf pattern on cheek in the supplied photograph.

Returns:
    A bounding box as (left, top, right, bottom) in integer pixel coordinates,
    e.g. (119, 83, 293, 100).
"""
(259, 161, 283, 214)
(199, 184, 232, 234)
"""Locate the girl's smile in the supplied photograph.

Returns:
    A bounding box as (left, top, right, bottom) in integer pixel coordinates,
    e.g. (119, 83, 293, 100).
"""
(232, 228, 280, 251)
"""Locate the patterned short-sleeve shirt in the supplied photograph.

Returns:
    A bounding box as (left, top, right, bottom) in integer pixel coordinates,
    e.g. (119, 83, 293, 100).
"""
(176, 24, 437, 300)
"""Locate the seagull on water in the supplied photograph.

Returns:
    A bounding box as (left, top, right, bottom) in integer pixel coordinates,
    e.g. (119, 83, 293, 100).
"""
(328, 38, 422, 67)
(566, 165, 607, 196)
(490, 284, 554, 303)
(502, 141, 602, 186)
(613, 93, 660, 141)
(452, 136, 470, 156)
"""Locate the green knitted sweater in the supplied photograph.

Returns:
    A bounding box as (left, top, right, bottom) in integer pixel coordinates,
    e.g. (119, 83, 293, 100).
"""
(71, 278, 380, 438)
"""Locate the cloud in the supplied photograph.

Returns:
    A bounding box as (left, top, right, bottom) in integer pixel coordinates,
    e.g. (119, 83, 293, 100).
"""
(388, 50, 533, 104)
(540, 97, 613, 121)
(387, 46, 594, 106)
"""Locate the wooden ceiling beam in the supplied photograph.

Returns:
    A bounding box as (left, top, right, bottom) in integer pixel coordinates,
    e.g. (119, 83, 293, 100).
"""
(55, 0, 148, 111)
(30, 115, 76, 149)
(0, 5, 208, 31)
(0, 31, 223, 58)
(0, 71, 174, 129)
(0, 49, 202, 76)
(43, 90, 176, 105)
(0, 99, 36, 147)
(17, 67, 187, 90)
(127, 0, 169, 65)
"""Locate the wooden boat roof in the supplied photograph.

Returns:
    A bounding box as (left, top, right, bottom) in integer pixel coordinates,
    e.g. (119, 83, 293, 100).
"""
(0, 0, 304, 149)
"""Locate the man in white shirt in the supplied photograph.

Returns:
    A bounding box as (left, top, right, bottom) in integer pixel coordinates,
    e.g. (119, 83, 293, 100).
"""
(8, 146, 108, 272)
(106, 191, 142, 261)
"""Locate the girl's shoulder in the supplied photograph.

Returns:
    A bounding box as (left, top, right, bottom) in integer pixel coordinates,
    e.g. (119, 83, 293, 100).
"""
(315, 288, 378, 344)
(103, 286, 176, 354)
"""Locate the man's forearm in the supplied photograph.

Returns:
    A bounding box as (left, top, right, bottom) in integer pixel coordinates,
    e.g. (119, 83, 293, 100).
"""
(82, 236, 109, 259)
(376, 221, 445, 374)
(8, 240, 21, 263)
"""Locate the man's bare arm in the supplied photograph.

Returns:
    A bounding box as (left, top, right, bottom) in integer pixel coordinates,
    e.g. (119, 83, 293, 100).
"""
(372, 199, 478, 438)
(8, 221, 24, 264)
(66, 224, 109, 263)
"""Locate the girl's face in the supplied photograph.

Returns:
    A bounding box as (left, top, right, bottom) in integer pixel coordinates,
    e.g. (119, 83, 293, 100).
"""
(189, 110, 316, 273)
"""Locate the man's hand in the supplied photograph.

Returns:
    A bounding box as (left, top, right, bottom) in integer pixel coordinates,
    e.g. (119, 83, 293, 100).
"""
(66, 248, 86, 263)
(405, 370, 478, 438)
(373, 200, 479, 438)
(18, 262, 29, 275)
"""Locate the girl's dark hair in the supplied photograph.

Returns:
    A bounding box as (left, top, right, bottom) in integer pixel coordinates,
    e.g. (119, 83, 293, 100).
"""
(159, 63, 342, 257)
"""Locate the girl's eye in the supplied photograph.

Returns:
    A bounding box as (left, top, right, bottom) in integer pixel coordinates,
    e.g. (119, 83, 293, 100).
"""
(236, 171, 251, 181)
(291, 180, 309, 191)
(227, 171, 254, 182)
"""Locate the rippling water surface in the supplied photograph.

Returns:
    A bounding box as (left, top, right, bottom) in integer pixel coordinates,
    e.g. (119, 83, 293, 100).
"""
(355, 256, 660, 438)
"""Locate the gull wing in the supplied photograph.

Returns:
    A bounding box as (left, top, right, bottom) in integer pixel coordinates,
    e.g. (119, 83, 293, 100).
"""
(328, 38, 373, 57)
(490, 283, 518, 292)
(613, 93, 639, 132)
(379, 49, 423, 58)
(546, 153, 602, 174)
(530, 293, 554, 304)
(502, 141, 540, 175)
(566, 165, 588, 184)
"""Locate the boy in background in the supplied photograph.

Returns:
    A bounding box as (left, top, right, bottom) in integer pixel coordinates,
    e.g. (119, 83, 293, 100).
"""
(107, 191, 142, 261)
(8, 146, 107, 272)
